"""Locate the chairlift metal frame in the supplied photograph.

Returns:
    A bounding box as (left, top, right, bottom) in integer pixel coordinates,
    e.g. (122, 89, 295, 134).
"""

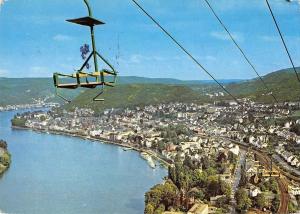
(53, 0, 117, 102)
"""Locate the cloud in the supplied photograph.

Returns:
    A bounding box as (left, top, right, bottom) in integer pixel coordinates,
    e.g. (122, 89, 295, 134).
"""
(0, 0, 7, 6)
(0, 0, 8, 10)
(204, 55, 217, 62)
(261, 35, 279, 42)
(0, 68, 8, 76)
(210, 31, 244, 42)
(53, 34, 72, 41)
(127, 54, 166, 64)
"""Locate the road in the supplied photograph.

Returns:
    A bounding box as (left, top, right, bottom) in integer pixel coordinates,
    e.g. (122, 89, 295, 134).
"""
(199, 134, 290, 214)
(254, 152, 289, 214)
(230, 150, 247, 214)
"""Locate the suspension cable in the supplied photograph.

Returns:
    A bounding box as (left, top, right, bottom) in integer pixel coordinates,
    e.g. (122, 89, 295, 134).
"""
(204, 0, 279, 104)
(130, 0, 288, 153)
(265, 0, 300, 82)
(131, 0, 240, 104)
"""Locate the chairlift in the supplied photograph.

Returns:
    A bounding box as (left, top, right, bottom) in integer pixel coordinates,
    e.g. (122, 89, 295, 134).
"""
(53, 0, 117, 102)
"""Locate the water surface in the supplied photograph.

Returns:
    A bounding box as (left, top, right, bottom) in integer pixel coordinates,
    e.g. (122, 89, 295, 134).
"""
(0, 109, 166, 214)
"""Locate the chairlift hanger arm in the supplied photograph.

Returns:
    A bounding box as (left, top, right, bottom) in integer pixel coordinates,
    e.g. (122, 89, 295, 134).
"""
(83, 0, 93, 17)
(96, 52, 117, 73)
(52, 0, 118, 103)
(78, 52, 93, 72)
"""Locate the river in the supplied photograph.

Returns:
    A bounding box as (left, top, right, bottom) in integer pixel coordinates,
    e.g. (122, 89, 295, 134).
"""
(0, 109, 167, 214)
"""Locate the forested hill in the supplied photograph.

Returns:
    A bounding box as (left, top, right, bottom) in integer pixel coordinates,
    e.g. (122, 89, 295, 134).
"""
(65, 84, 203, 114)
(1, 67, 300, 107)
(225, 67, 300, 103)
(0, 76, 238, 106)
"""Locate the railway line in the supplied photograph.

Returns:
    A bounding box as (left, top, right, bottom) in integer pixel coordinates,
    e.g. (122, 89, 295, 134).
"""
(199, 134, 291, 214)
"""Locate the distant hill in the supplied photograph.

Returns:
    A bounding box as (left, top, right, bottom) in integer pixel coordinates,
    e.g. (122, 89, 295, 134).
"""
(0, 76, 237, 107)
(1, 67, 300, 107)
(65, 84, 204, 114)
(226, 67, 300, 103)
(117, 76, 243, 85)
(0, 78, 55, 106)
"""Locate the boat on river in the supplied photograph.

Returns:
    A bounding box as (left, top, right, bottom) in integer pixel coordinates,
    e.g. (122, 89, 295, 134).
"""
(140, 152, 156, 169)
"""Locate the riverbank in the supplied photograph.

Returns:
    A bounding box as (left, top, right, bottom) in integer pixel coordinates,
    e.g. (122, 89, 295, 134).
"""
(0, 102, 58, 112)
(0, 143, 11, 176)
(12, 125, 172, 168)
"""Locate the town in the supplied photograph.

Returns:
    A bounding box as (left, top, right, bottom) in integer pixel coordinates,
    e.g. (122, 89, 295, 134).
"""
(11, 101, 300, 213)
(0, 101, 59, 112)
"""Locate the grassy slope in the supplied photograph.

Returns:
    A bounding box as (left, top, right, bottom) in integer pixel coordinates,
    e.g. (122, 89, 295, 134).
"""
(0, 77, 215, 106)
(66, 84, 203, 113)
(226, 67, 300, 103)
(1, 67, 300, 107)
(0, 78, 54, 105)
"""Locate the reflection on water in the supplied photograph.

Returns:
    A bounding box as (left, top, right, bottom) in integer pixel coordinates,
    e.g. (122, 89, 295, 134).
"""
(0, 109, 167, 214)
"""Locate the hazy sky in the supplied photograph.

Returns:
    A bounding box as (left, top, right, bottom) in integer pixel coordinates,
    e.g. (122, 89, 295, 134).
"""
(0, 0, 299, 80)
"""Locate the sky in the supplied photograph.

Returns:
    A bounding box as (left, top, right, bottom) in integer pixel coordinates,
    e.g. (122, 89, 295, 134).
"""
(0, 0, 299, 80)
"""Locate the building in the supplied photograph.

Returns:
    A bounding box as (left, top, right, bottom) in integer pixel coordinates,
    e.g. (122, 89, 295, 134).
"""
(289, 185, 300, 196)
(187, 203, 208, 214)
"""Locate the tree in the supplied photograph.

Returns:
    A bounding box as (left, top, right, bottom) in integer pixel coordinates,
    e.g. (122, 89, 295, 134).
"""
(220, 180, 232, 198)
(0, 140, 7, 150)
(157, 141, 165, 153)
(154, 204, 165, 214)
(144, 180, 178, 213)
(145, 203, 155, 214)
(0, 152, 10, 166)
(271, 195, 280, 212)
(239, 165, 247, 187)
(235, 188, 252, 211)
(290, 123, 300, 135)
(194, 189, 205, 201)
(255, 193, 267, 209)
(288, 201, 297, 213)
(207, 176, 220, 197)
(268, 178, 278, 193)
(216, 196, 230, 209)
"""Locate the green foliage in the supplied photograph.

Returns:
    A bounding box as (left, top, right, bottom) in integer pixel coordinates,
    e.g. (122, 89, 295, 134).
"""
(0, 78, 58, 106)
(216, 196, 230, 212)
(220, 180, 232, 198)
(258, 178, 278, 193)
(239, 165, 247, 187)
(288, 201, 298, 213)
(154, 204, 165, 214)
(145, 180, 179, 213)
(290, 123, 300, 135)
(1, 67, 300, 107)
(0, 140, 7, 150)
(11, 117, 27, 127)
(0, 152, 11, 167)
(255, 193, 267, 209)
(145, 203, 155, 214)
(66, 84, 202, 114)
(235, 188, 252, 211)
(207, 176, 220, 197)
(271, 195, 280, 212)
(227, 67, 300, 103)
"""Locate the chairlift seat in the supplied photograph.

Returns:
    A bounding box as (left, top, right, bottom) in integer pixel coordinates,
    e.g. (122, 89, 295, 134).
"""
(80, 82, 105, 88)
(56, 83, 79, 89)
(67, 16, 105, 26)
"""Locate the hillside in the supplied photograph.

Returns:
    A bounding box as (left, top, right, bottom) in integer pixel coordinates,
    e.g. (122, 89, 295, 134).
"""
(1, 67, 300, 107)
(0, 76, 225, 107)
(0, 78, 56, 106)
(226, 67, 300, 103)
(65, 84, 204, 114)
